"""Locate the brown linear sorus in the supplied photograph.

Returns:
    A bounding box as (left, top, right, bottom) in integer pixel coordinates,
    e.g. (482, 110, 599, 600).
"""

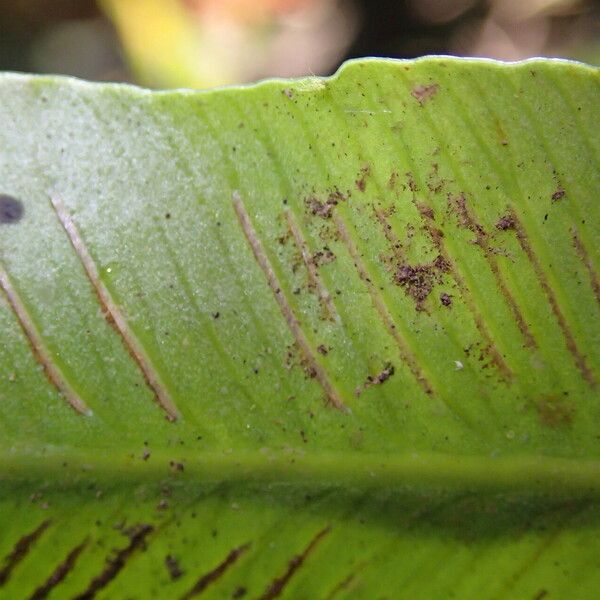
(509, 209, 597, 387)
(0, 267, 91, 414)
(50, 196, 180, 421)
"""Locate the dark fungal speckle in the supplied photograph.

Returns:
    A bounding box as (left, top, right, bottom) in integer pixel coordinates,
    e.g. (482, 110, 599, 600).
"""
(0, 194, 24, 224)
(355, 362, 395, 397)
(495, 214, 515, 231)
(165, 554, 184, 580)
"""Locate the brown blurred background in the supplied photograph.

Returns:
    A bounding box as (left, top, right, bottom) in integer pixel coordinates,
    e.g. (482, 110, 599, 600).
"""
(0, 0, 598, 89)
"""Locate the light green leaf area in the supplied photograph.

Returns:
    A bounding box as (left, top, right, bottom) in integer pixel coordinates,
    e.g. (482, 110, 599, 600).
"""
(0, 57, 599, 599)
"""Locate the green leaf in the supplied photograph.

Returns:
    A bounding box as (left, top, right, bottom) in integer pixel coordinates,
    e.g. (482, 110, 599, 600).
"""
(0, 57, 599, 599)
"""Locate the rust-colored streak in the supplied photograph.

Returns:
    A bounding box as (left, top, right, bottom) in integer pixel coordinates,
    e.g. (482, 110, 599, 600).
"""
(486, 256, 536, 349)
(572, 230, 600, 307)
(325, 573, 356, 600)
(512, 213, 596, 386)
(447, 195, 536, 350)
(50, 197, 180, 421)
(73, 524, 153, 600)
(0, 268, 90, 415)
(0, 520, 51, 587)
(418, 201, 513, 381)
(180, 543, 251, 599)
(333, 213, 433, 395)
(233, 192, 347, 411)
(28, 539, 88, 600)
(284, 210, 338, 322)
(325, 563, 367, 600)
(257, 526, 331, 600)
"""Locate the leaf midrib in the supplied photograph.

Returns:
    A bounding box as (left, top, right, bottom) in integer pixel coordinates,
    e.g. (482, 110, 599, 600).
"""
(3, 449, 600, 495)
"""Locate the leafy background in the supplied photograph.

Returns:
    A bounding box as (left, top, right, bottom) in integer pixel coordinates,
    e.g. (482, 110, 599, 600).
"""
(0, 56, 599, 598)
(1, 0, 599, 90)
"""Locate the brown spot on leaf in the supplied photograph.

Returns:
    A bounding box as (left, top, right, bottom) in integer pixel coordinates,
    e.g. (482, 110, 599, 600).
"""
(355, 362, 395, 397)
(311, 247, 336, 267)
(305, 189, 347, 219)
(447, 193, 487, 242)
(286, 342, 317, 380)
(411, 83, 439, 105)
(495, 214, 515, 231)
(552, 188, 565, 202)
(355, 165, 370, 192)
(406, 172, 418, 192)
(416, 202, 434, 220)
(535, 395, 575, 428)
(393, 255, 450, 309)
(440, 292, 452, 307)
(165, 554, 184, 581)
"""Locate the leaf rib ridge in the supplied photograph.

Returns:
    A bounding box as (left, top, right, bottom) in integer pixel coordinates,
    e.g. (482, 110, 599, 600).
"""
(0, 267, 90, 415)
(572, 229, 600, 308)
(50, 196, 181, 420)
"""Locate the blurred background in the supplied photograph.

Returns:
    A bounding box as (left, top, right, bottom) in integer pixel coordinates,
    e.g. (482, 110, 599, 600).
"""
(0, 0, 598, 89)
